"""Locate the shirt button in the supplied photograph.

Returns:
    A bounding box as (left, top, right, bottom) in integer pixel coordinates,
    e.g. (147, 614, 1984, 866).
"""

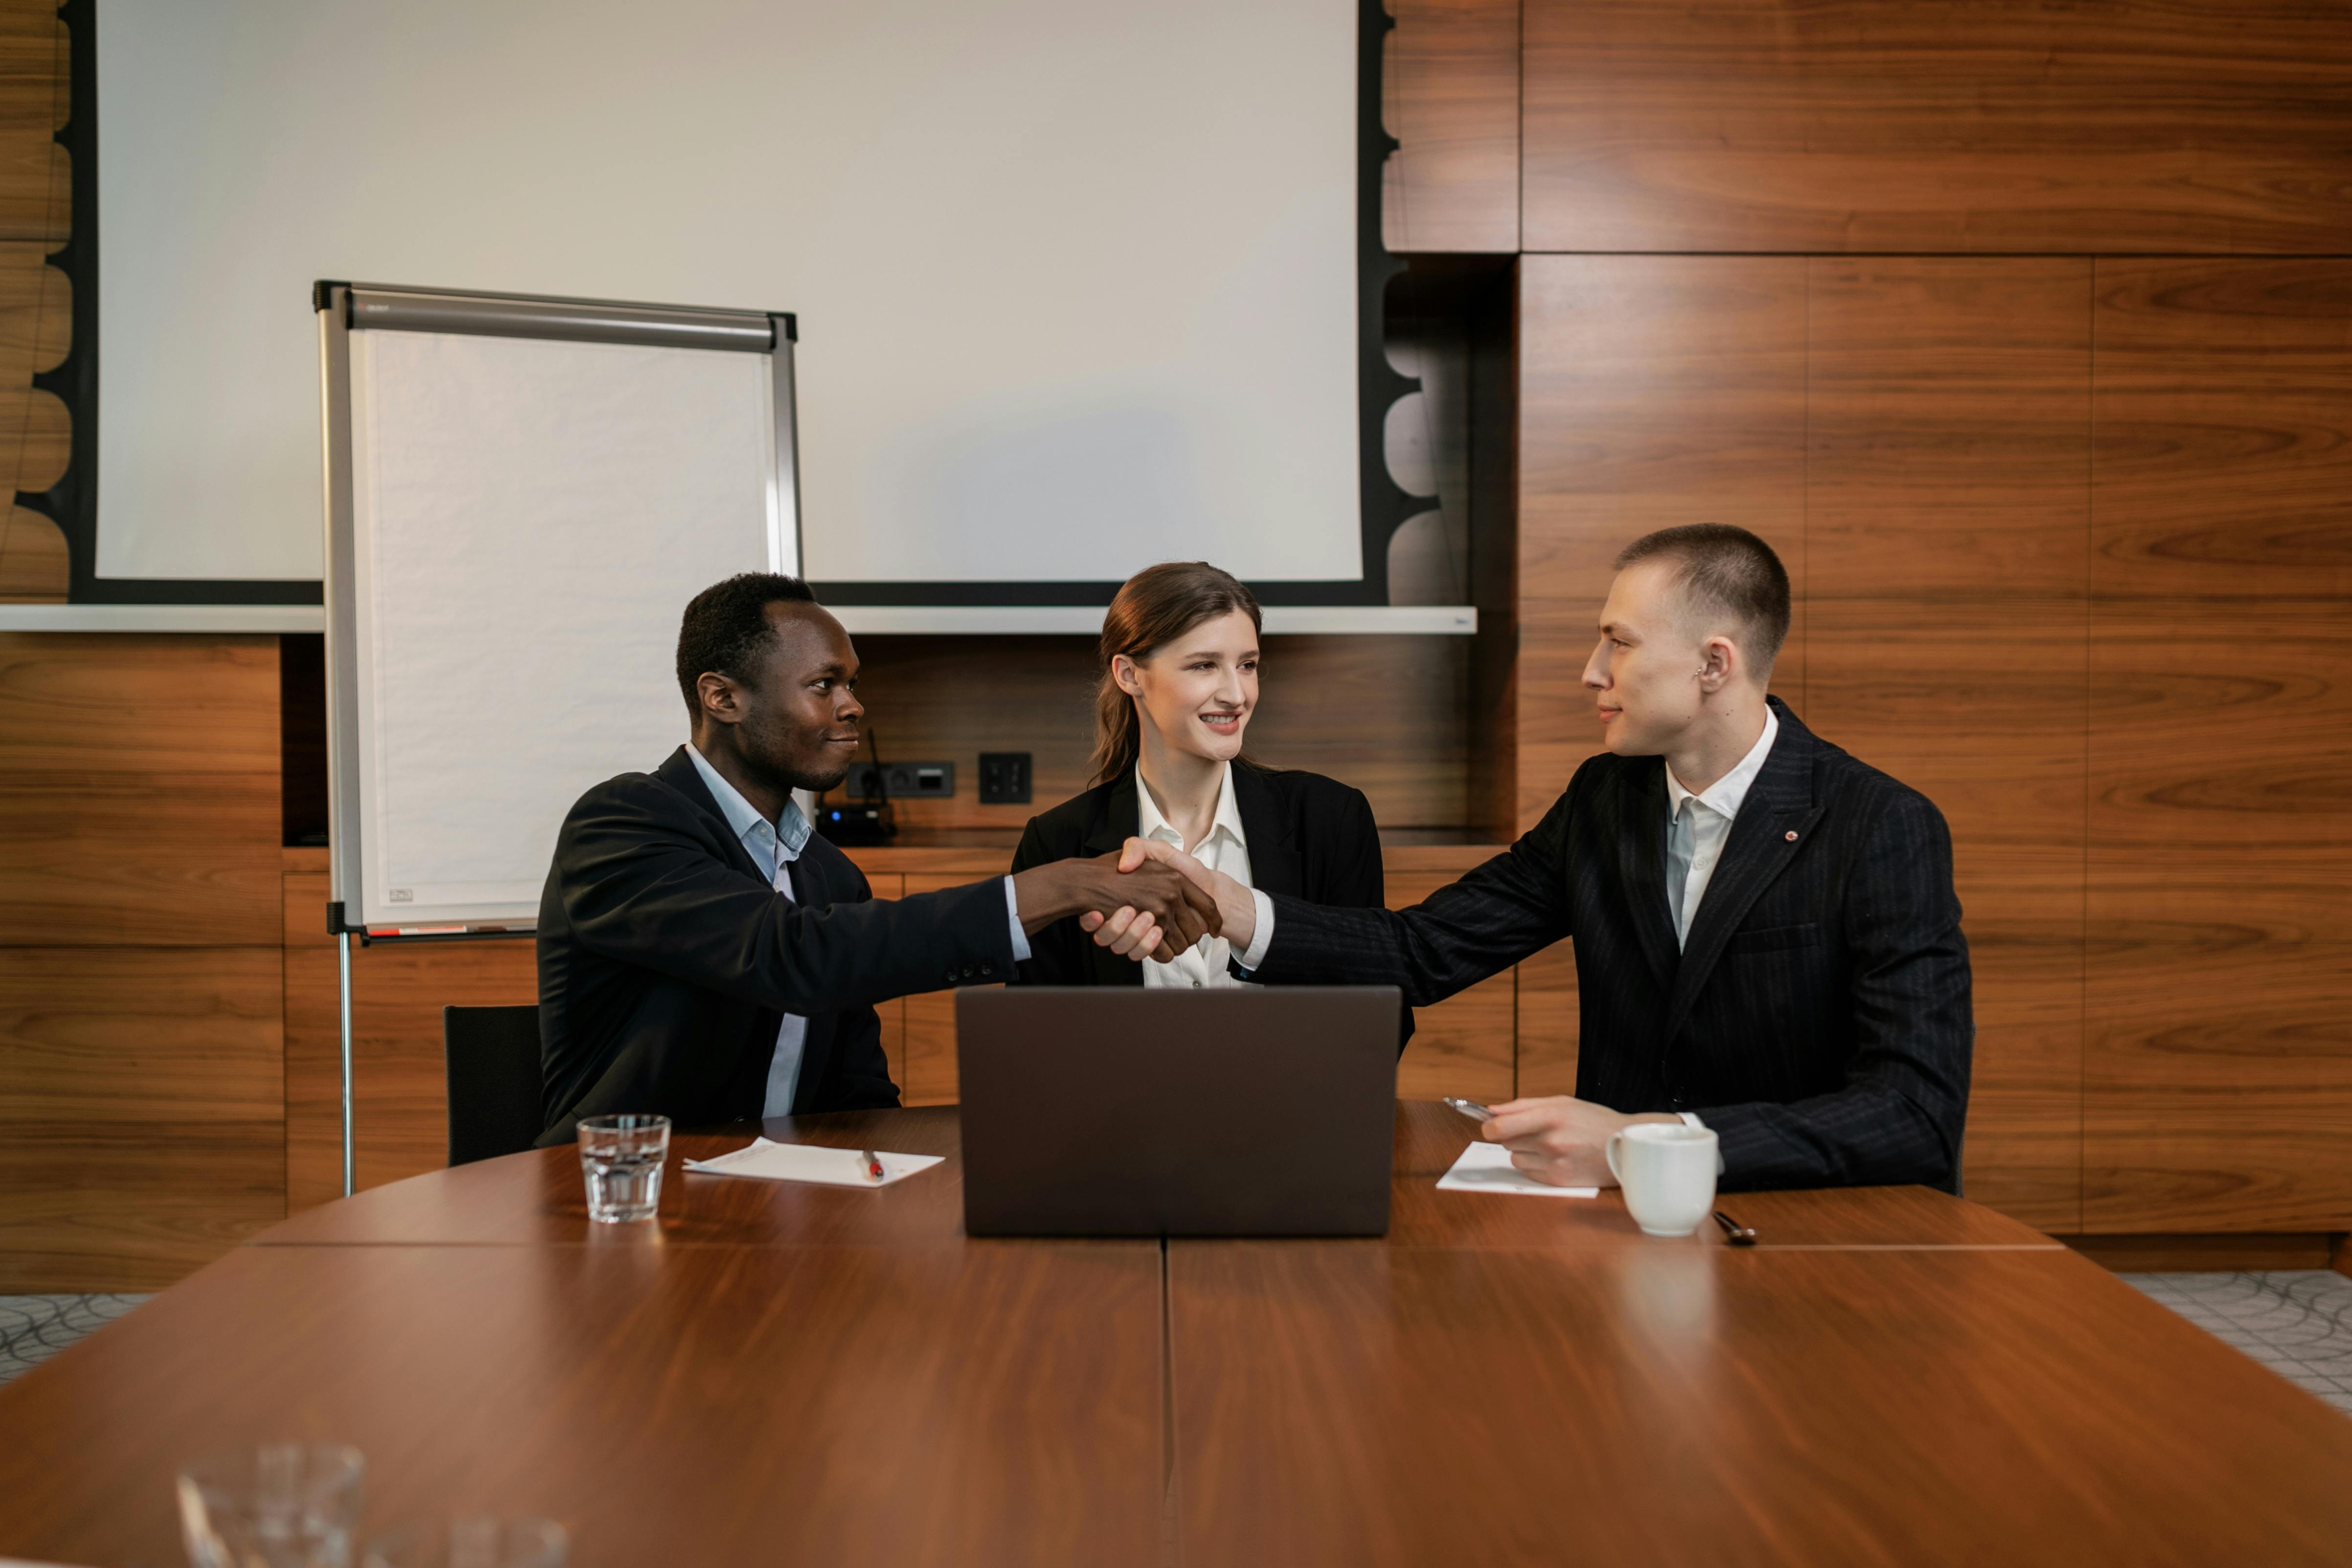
(1190, 978, 1203, 989)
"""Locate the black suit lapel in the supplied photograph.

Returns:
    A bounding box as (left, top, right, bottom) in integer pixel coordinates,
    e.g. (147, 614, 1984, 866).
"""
(1616, 763, 1679, 991)
(654, 747, 773, 886)
(1231, 764, 1303, 898)
(659, 746, 811, 1107)
(1665, 705, 1825, 1043)
(1077, 774, 1144, 988)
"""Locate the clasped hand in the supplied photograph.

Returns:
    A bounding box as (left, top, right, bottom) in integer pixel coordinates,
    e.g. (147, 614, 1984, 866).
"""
(1012, 845, 1225, 965)
(1078, 838, 1257, 963)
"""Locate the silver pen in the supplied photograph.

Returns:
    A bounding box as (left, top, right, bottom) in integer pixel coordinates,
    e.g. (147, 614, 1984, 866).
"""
(1443, 1097, 1495, 1123)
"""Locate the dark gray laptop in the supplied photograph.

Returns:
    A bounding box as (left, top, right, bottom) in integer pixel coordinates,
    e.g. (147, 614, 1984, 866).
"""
(956, 986, 1400, 1237)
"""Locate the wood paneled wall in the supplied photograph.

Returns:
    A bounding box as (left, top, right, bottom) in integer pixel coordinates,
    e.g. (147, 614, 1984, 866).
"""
(1522, 0, 2352, 254)
(1517, 254, 2352, 1234)
(0, 636, 286, 1289)
(1511, 2, 2352, 1234)
(2083, 259, 2352, 1231)
(1381, 0, 1519, 254)
(0, 0, 66, 601)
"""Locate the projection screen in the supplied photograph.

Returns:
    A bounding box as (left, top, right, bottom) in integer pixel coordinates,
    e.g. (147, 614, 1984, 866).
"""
(94, 0, 1367, 599)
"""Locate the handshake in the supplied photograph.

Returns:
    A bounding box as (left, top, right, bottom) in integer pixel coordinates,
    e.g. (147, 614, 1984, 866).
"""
(1008, 839, 1259, 965)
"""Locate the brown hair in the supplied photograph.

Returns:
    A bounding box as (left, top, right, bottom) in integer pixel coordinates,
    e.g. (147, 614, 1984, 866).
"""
(1614, 523, 1793, 672)
(1090, 562, 1263, 785)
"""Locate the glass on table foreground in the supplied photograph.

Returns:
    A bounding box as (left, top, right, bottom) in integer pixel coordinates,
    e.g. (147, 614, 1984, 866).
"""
(577, 1113, 671, 1223)
(361, 1518, 568, 1568)
(178, 1442, 365, 1568)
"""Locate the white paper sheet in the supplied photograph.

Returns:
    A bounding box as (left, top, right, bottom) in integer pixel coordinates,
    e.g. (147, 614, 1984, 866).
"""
(682, 1138, 942, 1188)
(1436, 1140, 1599, 1200)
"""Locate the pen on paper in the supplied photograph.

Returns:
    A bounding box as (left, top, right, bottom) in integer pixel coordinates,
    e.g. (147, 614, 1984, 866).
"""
(859, 1149, 885, 1184)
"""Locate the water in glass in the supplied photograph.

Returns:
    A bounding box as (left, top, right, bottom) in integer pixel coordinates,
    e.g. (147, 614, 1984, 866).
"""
(577, 1114, 669, 1223)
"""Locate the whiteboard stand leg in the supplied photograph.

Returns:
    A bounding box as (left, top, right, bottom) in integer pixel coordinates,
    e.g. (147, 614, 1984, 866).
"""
(337, 931, 356, 1199)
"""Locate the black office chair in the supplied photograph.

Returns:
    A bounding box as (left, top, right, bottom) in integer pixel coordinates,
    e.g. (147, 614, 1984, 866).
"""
(442, 1004, 545, 1166)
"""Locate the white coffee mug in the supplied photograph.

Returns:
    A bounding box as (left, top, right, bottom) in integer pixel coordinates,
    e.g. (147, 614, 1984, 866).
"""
(1605, 1123, 1719, 1237)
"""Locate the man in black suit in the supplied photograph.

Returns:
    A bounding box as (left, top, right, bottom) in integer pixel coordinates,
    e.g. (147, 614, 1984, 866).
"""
(535, 573, 1218, 1144)
(1104, 525, 1972, 1192)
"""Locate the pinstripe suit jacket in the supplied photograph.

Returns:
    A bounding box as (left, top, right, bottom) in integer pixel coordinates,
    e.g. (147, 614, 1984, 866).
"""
(1247, 698, 1973, 1192)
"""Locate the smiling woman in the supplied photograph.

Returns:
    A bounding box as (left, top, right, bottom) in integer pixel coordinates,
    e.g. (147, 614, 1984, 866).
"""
(1009, 564, 1407, 1043)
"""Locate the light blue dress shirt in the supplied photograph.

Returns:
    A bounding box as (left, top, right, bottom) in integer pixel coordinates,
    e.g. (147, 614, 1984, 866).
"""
(685, 745, 1030, 1118)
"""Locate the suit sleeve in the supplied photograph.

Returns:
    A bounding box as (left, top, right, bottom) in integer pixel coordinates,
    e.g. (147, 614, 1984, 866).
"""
(1247, 780, 1580, 1007)
(1007, 815, 1088, 986)
(823, 1000, 902, 1110)
(1700, 790, 1974, 1191)
(558, 781, 1017, 1013)
(1319, 786, 1387, 911)
(1314, 784, 1417, 1054)
(812, 865, 903, 1110)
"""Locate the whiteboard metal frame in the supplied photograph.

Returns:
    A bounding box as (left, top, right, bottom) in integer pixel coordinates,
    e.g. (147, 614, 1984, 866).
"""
(316, 281, 797, 1193)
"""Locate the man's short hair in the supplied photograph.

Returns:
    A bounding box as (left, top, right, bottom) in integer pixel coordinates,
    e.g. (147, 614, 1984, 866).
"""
(1614, 524, 1792, 672)
(675, 572, 819, 717)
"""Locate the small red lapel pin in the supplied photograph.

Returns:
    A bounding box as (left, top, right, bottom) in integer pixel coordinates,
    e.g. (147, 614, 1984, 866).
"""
(1784, 830, 1799, 841)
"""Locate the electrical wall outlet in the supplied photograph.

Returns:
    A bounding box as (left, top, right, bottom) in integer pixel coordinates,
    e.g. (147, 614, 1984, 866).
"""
(845, 761, 954, 797)
(979, 752, 1032, 805)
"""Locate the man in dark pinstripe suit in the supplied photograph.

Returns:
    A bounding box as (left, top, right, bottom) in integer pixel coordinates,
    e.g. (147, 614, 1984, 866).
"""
(1094, 525, 1973, 1194)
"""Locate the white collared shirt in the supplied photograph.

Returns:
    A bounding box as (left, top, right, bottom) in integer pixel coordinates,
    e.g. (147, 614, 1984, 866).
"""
(1660, 707, 1778, 1154)
(1662, 706, 1781, 951)
(687, 744, 1030, 1118)
(1135, 762, 1272, 988)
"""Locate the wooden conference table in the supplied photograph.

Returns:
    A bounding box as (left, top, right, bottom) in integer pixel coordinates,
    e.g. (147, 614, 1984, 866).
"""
(2, 1104, 2348, 1566)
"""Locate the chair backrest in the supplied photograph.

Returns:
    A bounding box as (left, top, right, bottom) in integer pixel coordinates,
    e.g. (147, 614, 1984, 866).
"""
(442, 1004, 545, 1166)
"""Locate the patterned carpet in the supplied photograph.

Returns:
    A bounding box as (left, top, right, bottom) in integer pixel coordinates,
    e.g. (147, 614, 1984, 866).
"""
(0, 1294, 149, 1384)
(4, 1274, 2350, 1415)
(2124, 1271, 2352, 1414)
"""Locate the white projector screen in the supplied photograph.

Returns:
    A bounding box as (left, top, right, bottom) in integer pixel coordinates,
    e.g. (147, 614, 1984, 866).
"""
(97, 0, 1365, 593)
(343, 324, 785, 929)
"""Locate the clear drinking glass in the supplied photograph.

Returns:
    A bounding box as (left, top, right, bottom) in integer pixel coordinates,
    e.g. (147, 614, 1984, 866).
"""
(178, 1442, 365, 1568)
(360, 1519, 569, 1568)
(577, 1113, 669, 1223)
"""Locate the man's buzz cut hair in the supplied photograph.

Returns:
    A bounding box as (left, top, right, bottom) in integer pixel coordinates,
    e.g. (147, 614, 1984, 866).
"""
(675, 571, 819, 718)
(1614, 523, 1792, 672)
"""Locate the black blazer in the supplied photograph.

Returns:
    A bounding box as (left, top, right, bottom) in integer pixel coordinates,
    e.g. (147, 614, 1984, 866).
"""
(534, 747, 1018, 1145)
(1008, 762, 1410, 1046)
(1247, 699, 1973, 1191)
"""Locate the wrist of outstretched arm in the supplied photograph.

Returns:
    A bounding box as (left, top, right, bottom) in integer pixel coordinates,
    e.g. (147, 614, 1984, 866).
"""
(1234, 887, 1274, 971)
(1008, 863, 1082, 931)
